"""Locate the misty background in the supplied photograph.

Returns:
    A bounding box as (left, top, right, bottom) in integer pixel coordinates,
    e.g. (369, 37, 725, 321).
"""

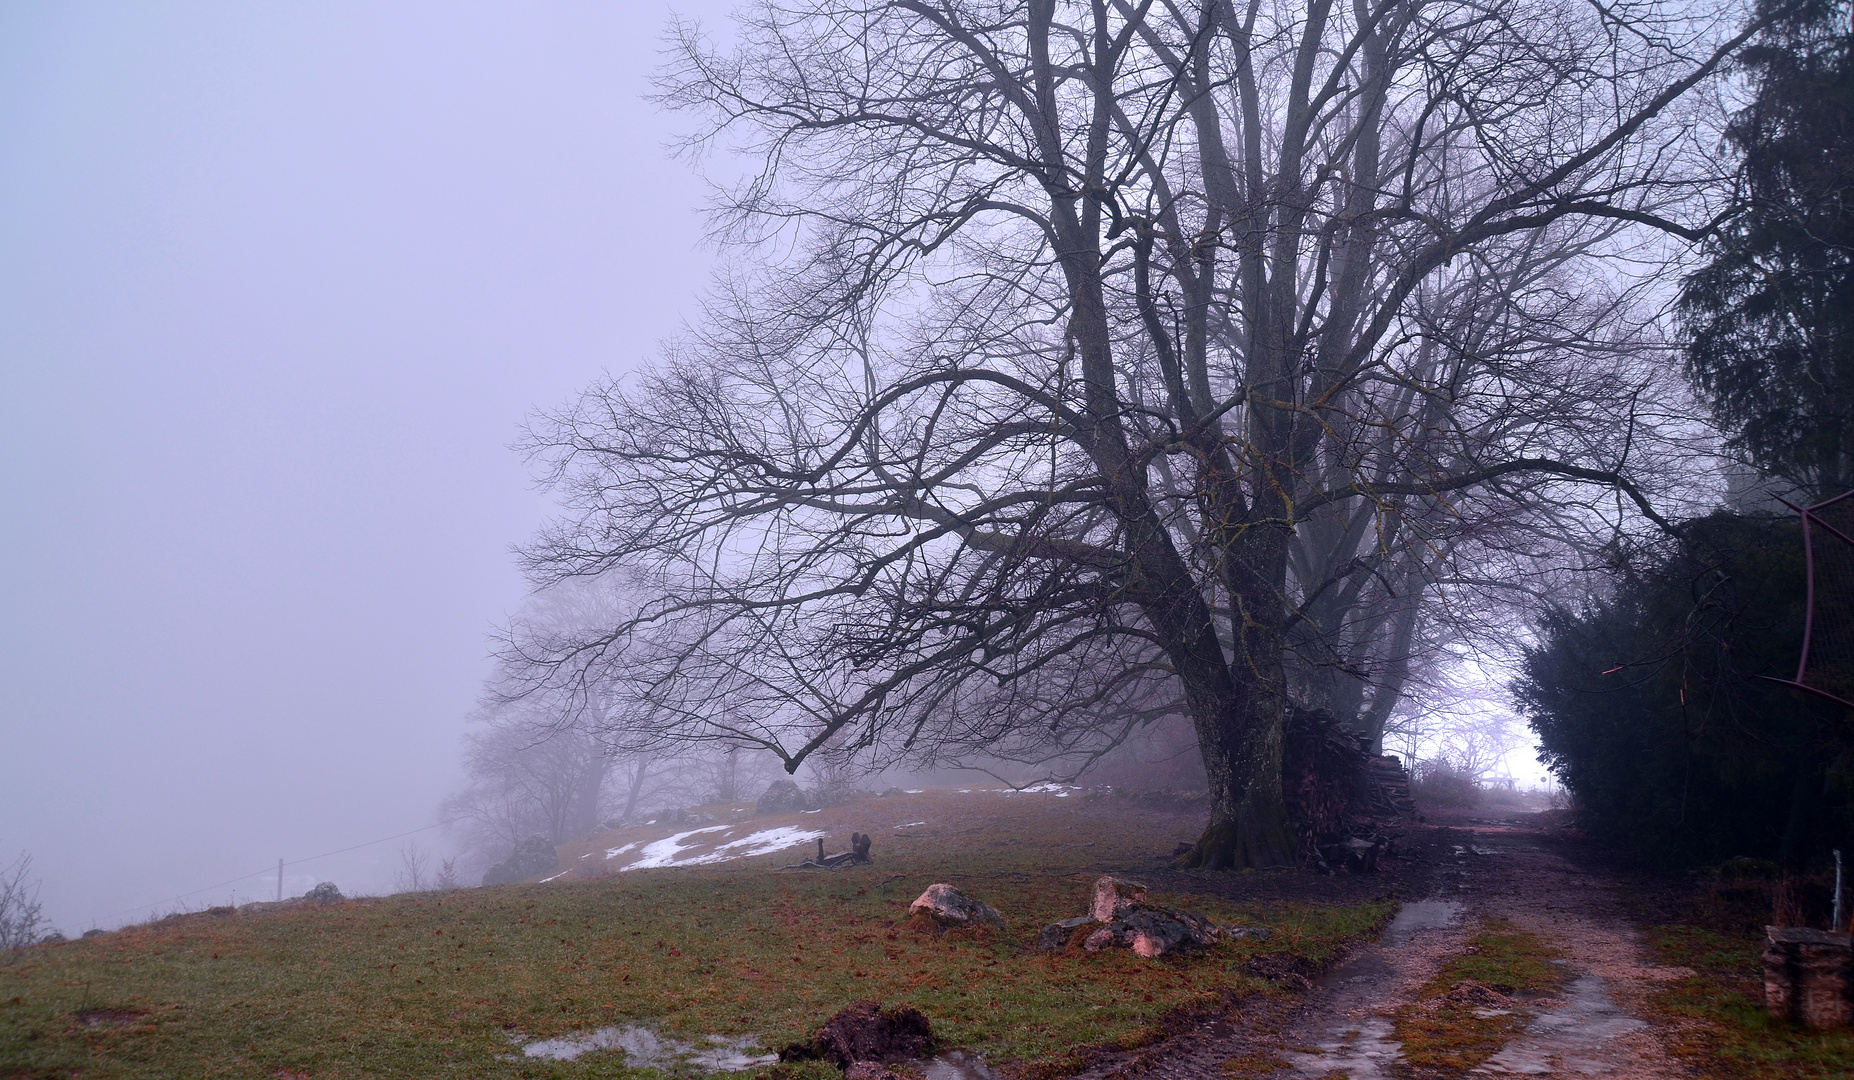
(0, 1, 1549, 935)
(0, 1, 741, 933)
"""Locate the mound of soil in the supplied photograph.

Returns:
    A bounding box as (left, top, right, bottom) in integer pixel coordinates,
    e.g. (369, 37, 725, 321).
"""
(1242, 952, 1321, 992)
(781, 1000, 933, 1068)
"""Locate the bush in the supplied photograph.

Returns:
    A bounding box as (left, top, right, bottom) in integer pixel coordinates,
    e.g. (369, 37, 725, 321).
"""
(1516, 512, 1853, 867)
(1412, 759, 1481, 809)
(480, 835, 559, 886)
(0, 853, 46, 952)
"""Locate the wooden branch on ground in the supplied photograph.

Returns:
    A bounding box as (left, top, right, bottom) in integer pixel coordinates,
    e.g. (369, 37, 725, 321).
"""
(780, 832, 874, 870)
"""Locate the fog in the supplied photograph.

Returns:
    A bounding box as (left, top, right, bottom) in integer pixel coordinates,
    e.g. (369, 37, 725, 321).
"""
(0, 1, 733, 932)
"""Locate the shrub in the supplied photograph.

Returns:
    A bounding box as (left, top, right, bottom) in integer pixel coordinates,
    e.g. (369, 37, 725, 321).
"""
(1412, 759, 1481, 809)
(1516, 512, 1854, 867)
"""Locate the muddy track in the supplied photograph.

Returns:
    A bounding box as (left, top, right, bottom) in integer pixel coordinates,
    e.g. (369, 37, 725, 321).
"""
(1061, 820, 1697, 1079)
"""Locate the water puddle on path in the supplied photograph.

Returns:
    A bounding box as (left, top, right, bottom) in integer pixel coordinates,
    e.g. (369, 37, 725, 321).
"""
(514, 1025, 777, 1072)
(1280, 899, 1461, 1079)
(1475, 973, 1647, 1075)
(1384, 899, 1461, 942)
(918, 1049, 1000, 1080)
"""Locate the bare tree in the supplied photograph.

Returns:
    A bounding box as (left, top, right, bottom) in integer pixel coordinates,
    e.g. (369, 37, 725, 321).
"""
(515, 0, 1764, 867)
(396, 841, 432, 893)
(0, 852, 46, 953)
(441, 705, 612, 855)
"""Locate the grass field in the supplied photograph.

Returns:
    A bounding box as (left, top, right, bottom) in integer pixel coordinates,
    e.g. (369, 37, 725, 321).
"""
(0, 789, 1393, 1080)
(1641, 922, 1854, 1080)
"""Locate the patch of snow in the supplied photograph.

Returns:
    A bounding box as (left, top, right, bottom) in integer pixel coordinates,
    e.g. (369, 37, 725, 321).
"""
(579, 853, 593, 859)
(613, 826, 824, 870)
(801, 808, 822, 814)
(1014, 782, 1075, 797)
(539, 869, 572, 883)
(605, 841, 641, 859)
(682, 827, 826, 865)
(623, 826, 732, 869)
(895, 821, 928, 829)
(904, 789, 924, 793)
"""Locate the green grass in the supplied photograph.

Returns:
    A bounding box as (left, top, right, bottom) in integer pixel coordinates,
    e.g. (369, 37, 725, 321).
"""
(1391, 918, 1564, 1079)
(0, 807, 1391, 1080)
(1640, 923, 1854, 1080)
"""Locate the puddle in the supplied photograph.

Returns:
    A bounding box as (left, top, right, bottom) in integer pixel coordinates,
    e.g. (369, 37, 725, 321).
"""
(1476, 973, 1646, 1075)
(1384, 899, 1460, 943)
(1283, 1015, 1400, 1079)
(1291, 900, 1461, 1077)
(918, 1049, 999, 1080)
(516, 1024, 777, 1071)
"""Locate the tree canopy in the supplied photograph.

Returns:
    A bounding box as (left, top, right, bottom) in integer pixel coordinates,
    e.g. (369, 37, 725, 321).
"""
(1681, 0, 1854, 498)
(513, 0, 1765, 868)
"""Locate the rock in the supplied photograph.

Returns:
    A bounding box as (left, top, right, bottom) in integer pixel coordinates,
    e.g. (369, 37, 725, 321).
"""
(758, 779, 811, 814)
(1037, 916, 1096, 950)
(40, 931, 66, 944)
(813, 1000, 933, 1067)
(1081, 908, 1220, 958)
(1037, 875, 1248, 957)
(1090, 875, 1147, 921)
(81, 928, 106, 939)
(303, 882, 344, 903)
(845, 1062, 906, 1080)
(481, 835, 560, 886)
(908, 883, 1003, 929)
(1764, 926, 1853, 1028)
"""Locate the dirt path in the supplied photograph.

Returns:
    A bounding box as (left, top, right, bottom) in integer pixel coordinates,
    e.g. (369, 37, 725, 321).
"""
(1068, 820, 1699, 1079)
(1271, 820, 1699, 1078)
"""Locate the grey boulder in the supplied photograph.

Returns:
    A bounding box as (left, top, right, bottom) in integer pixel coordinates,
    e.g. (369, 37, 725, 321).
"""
(908, 883, 1003, 929)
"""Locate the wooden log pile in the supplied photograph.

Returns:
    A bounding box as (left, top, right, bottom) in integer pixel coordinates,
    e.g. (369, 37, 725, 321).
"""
(1282, 705, 1407, 871)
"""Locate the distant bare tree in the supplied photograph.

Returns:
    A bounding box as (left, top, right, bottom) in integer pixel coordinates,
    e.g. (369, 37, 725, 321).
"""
(0, 852, 46, 953)
(442, 705, 612, 854)
(395, 841, 432, 893)
(514, 0, 1767, 868)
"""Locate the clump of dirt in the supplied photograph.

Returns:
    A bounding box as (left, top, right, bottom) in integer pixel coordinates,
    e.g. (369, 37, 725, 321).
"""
(1440, 979, 1514, 1007)
(780, 1000, 933, 1068)
(1242, 952, 1320, 992)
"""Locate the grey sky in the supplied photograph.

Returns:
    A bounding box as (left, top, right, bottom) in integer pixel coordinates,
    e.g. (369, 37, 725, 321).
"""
(0, 1, 730, 931)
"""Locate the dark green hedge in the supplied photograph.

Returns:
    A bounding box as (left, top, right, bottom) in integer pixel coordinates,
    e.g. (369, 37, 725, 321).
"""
(1516, 512, 1854, 867)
